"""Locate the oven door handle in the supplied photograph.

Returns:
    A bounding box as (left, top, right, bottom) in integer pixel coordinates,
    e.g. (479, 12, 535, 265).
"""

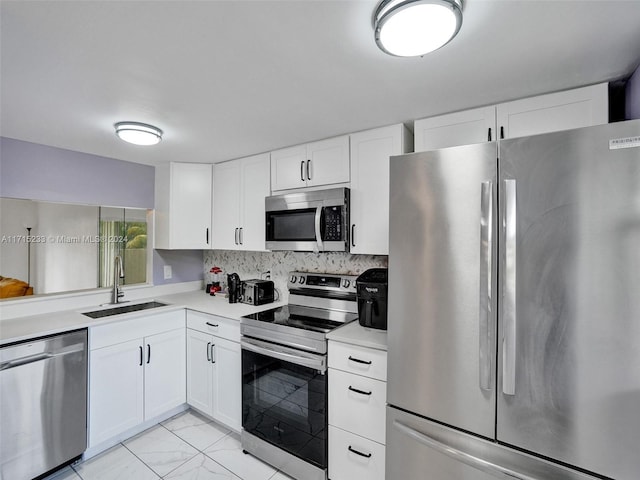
(241, 337, 326, 372)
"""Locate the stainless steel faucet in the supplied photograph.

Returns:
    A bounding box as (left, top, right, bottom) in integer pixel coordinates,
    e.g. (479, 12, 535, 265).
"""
(111, 255, 125, 304)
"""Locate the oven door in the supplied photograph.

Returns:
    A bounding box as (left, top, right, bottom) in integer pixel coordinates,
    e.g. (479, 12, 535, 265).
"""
(241, 337, 327, 469)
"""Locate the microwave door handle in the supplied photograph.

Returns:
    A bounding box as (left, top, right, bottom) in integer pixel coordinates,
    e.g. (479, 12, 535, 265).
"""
(315, 206, 323, 251)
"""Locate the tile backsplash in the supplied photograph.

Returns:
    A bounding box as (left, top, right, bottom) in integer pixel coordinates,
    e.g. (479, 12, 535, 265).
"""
(203, 250, 387, 302)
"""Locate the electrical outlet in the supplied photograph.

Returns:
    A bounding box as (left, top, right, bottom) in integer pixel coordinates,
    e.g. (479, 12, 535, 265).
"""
(164, 265, 172, 280)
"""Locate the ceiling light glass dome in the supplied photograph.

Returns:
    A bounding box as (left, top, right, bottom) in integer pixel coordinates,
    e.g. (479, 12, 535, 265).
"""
(374, 0, 463, 57)
(114, 122, 163, 146)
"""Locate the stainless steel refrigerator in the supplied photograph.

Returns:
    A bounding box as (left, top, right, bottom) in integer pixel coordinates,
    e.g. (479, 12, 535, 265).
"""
(386, 120, 640, 480)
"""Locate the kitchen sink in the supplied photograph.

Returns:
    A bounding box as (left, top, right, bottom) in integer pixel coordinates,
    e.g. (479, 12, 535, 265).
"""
(82, 301, 169, 319)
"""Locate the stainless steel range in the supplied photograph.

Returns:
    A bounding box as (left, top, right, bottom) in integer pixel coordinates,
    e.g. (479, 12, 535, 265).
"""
(240, 271, 358, 480)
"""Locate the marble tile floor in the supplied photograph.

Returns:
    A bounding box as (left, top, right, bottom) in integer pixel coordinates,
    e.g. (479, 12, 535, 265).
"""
(45, 410, 294, 480)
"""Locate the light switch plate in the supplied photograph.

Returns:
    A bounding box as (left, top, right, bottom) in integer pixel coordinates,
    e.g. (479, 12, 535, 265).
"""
(164, 265, 172, 279)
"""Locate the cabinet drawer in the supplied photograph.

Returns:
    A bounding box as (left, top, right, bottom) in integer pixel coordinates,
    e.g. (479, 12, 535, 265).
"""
(328, 426, 385, 480)
(186, 310, 240, 342)
(90, 310, 185, 350)
(329, 368, 386, 443)
(328, 341, 387, 381)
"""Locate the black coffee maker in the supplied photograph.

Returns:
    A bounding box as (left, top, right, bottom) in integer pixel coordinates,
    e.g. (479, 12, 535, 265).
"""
(227, 273, 241, 304)
(356, 268, 388, 330)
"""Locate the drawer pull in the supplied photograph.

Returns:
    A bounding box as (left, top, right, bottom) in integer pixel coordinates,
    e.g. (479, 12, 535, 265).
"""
(348, 385, 372, 396)
(348, 356, 372, 365)
(207, 342, 211, 361)
(206, 322, 219, 328)
(348, 445, 372, 458)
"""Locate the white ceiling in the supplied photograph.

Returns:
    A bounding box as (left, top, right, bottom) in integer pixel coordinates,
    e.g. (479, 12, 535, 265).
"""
(2, 0, 640, 166)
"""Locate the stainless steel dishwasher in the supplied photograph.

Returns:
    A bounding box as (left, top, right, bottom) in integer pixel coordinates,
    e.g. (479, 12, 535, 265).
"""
(1, 329, 88, 480)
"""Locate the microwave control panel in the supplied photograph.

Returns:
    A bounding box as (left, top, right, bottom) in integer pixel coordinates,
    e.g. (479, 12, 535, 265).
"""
(323, 206, 342, 241)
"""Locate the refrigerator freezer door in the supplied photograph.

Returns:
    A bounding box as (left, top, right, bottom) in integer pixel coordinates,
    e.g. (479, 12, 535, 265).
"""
(386, 406, 599, 480)
(388, 142, 498, 439)
(497, 120, 640, 480)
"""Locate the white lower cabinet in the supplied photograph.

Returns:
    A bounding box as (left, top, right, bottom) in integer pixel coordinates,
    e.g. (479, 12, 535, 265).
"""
(88, 310, 186, 447)
(329, 426, 386, 480)
(186, 310, 241, 431)
(328, 340, 388, 480)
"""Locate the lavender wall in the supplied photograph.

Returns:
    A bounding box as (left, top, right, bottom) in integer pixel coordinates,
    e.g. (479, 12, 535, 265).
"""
(626, 65, 640, 120)
(154, 250, 204, 285)
(0, 137, 203, 286)
(0, 137, 154, 207)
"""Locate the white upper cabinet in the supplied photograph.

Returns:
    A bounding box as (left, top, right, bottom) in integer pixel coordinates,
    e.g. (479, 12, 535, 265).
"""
(212, 161, 241, 250)
(155, 162, 213, 249)
(213, 153, 270, 251)
(415, 106, 496, 152)
(496, 83, 608, 139)
(415, 83, 608, 152)
(349, 124, 412, 255)
(271, 135, 350, 191)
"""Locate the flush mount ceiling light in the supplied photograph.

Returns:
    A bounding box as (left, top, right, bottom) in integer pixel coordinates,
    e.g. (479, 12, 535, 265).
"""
(374, 0, 463, 57)
(114, 122, 163, 146)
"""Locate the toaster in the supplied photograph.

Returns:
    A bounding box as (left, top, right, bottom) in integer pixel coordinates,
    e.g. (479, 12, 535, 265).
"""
(240, 279, 275, 306)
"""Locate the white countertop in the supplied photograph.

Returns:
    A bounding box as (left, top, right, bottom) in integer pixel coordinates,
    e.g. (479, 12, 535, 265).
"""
(327, 319, 388, 351)
(0, 289, 285, 346)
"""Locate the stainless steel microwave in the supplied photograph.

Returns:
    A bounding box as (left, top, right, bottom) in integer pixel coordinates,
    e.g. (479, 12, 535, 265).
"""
(265, 187, 350, 252)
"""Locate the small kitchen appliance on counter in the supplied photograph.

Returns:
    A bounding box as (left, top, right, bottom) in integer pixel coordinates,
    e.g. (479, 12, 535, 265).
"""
(240, 271, 358, 480)
(227, 273, 241, 303)
(240, 279, 275, 306)
(356, 268, 388, 330)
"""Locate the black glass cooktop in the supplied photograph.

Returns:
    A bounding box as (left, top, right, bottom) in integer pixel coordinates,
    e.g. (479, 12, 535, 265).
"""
(242, 305, 356, 334)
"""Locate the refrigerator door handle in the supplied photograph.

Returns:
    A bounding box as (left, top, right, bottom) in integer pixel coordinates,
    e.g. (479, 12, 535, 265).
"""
(503, 179, 517, 396)
(479, 181, 493, 391)
(393, 420, 536, 480)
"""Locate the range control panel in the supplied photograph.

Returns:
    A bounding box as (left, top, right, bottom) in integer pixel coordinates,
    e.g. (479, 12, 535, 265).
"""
(288, 271, 358, 292)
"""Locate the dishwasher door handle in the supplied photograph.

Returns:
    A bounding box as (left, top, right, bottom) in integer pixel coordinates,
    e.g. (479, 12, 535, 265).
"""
(0, 352, 51, 370)
(0, 343, 84, 371)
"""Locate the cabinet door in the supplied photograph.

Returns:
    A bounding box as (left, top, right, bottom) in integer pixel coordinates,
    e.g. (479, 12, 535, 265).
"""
(186, 328, 213, 416)
(497, 83, 608, 139)
(270, 144, 307, 191)
(350, 125, 410, 255)
(306, 135, 350, 187)
(329, 426, 385, 480)
(89, 338, 144, 447)
(240, 153, 270, 251)
(170, 162, 213, 249)
(211, 336, 241, 431)
(144, 328, 186, 420)
(213, 161, 241, 250)
(414, 106, 496, 152)
(329, 369, 387, 443)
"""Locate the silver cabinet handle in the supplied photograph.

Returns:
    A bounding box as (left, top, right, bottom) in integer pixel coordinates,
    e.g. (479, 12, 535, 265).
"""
(206, 322, 219, 328)
(479, 181, 493, 391)
(300, 161, 305, 182)
(306, 159, 311, 181)
(239, 227, 243, 245)
(503, 179, 517, 396)
(351, 224, 356, 247)
(206, 342, 211, 362)
(393, 420, 537, 480)
(210, 344, 216, 364)
(235, 227, 239, 245)
(146, 344, 151, 364)
(314, 205, 323, 251)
